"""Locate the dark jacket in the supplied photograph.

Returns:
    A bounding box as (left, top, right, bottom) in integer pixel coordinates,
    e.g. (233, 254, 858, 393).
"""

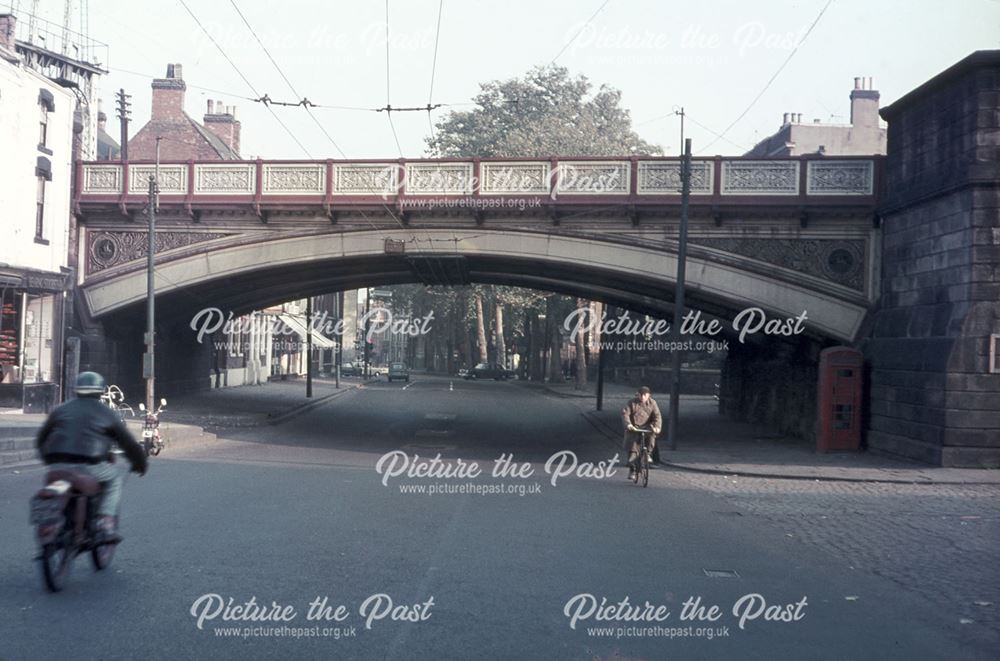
(36, 396, 148, 472)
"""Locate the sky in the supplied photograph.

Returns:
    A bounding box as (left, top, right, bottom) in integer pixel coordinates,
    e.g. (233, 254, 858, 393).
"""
(10, 0, 1000, 159)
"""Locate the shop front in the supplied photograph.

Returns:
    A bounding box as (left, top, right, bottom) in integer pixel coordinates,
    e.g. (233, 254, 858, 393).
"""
(0, 268, 68, 412)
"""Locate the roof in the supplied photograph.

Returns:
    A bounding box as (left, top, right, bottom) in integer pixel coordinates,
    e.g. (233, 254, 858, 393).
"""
(880, 50, 1000, 120)
(188, 115, 239, 159)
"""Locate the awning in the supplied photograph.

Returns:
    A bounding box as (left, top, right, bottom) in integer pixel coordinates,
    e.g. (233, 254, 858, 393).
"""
(277, 313, 336, 349)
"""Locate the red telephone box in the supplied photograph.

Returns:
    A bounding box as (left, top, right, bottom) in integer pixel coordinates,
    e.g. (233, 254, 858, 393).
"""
(816, 347, 863, 452)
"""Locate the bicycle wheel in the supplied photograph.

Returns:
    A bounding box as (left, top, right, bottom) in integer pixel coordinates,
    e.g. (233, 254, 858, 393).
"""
(641, 451, 650, 488)
(40, 535, 73, 592)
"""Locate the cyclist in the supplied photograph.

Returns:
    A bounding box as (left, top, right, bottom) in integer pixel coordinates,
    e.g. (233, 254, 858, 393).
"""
(35, 372, 148, 543)
(622, 386, 662, 478)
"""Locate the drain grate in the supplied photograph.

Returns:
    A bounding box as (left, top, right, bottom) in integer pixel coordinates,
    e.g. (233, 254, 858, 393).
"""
(703, 569, 741, 578)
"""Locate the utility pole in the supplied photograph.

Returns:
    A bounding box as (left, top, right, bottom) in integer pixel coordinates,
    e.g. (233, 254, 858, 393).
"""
(335, 290, 344, 388)
(675, 107, 685, 154)
(363, 288, 371, 379)
(144, 137, 161, 413)
(667, 137, 692, 452)
(115, 88, 131, 162)
(306, 296, 313, 398)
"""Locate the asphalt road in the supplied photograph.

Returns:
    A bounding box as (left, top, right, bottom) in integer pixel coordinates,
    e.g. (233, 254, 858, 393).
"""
(0, 375, 993, 660)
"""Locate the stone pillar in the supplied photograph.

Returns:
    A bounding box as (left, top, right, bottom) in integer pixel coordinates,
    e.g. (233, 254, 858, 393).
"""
(865, 51, 1000, 467)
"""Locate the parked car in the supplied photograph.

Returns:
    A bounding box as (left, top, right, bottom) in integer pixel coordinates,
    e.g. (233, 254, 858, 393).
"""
(464, 363, 511, 381)
(340, 362, 360, 376)
(388, 362, 410, 382)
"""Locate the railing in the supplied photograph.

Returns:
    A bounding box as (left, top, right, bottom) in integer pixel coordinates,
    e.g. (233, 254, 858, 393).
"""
(77, 156, 878, 203)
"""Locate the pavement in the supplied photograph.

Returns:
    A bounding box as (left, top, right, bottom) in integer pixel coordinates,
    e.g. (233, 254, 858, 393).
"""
(3, 374, 996, 484)
(517, 378, 1000, 485)
(0, 376, 368, 467)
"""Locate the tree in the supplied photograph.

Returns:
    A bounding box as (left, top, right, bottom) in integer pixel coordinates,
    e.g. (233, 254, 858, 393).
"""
(427, 66, 661, 158)
(424, 65, 660, 384)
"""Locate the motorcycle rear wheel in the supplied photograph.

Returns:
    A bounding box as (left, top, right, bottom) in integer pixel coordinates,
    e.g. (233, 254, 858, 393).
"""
(41, 537, 73, 592)
(91, 539, 116, 570)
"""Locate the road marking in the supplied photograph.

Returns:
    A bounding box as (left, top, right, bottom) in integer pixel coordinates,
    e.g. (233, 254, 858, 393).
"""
(424, 413, 456, 421)
(449, 381, 453, 391)
(414, 430, 454, 437)
(403, 381, 416, 390)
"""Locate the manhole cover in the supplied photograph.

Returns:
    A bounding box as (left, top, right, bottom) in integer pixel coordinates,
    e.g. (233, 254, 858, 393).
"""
(703, 569, 740, 578)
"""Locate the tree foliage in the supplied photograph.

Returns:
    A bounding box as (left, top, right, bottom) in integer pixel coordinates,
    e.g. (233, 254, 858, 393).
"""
(427, 66, 661, 157)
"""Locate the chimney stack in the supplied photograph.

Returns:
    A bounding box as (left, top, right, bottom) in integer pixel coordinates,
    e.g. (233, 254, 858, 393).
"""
(850, 76, 880, 129)
(0, 14, 15, 51)
(203, 98, 242, 157)
(150, 62, 187, 121)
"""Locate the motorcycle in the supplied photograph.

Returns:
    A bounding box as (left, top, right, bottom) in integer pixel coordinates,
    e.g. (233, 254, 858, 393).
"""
(29, 455, 121, 592)
(138, 398, 167, 457)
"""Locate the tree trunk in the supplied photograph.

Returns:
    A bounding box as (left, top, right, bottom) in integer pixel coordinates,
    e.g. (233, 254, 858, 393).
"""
(475, 293, 489, 364)
(460, 291, 473, 369)
(545, 297, 561, 382)
(574, 298, 587, 390)
(495, 301, 506, 368)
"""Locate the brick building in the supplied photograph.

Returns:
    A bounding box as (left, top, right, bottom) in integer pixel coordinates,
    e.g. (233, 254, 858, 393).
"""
(128, 63, 241, 160)
(745, 78, 887, 156)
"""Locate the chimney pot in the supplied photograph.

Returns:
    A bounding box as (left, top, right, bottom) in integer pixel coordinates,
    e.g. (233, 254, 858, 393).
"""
(854, 77, 861, 90)
(207, 99, 214, 114)
(174, 63, 183, 80)
(782, 112, 790, 125)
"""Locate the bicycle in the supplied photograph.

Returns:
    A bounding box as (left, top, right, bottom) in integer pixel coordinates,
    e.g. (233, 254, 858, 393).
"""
(630, 427, 655, 488)
(99, 385, 134, 421)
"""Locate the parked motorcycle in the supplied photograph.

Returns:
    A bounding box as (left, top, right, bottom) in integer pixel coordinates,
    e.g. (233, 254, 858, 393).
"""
(29, 459, 120, 592)
(138, 398, 167, 457)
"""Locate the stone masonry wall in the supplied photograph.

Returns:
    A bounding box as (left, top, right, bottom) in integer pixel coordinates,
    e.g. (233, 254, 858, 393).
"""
(866, 55, 1000, 467)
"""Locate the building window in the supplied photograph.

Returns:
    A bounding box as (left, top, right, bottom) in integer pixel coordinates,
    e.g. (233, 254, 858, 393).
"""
(39, 105, 48, 148)
(990, 334, 1000, 374)
(35, 176, 45, 240)
(37, 89, 54, 152)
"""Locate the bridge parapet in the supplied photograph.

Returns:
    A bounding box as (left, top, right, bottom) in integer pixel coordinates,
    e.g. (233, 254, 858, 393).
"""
(76, 156, 880, 210)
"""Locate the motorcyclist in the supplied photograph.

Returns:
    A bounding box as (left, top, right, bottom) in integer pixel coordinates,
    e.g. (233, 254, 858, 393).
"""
(35, 372, 148, 543)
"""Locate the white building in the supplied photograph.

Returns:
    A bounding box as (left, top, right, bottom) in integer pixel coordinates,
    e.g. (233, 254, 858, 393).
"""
(0, 14, 76, 409)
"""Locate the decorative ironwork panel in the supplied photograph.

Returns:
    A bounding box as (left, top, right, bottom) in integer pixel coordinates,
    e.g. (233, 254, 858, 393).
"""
(690, 237, 865, 290)
(128, 165, 187, 195)
(722, 161, 799, 195)
(332, 164, 398, 196)
(480, 162, 550, 194)
(195, 164, 255, 194)
(406, 163, 474, 194)
(262, 164, 325, 194)
(82, 165, 122, 194)
(637, 161, 713, 195)
(87, 231, 232, 274)
(556, 161, 629, 195)
(807, 160, 874, 195)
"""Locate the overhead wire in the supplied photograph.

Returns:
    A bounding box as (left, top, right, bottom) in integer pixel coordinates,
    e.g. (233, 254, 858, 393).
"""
(549, 0, 612, 66)
(427, 0, 444, 140)
(696, 0, 834, 154)
(177, 0, 313, 158)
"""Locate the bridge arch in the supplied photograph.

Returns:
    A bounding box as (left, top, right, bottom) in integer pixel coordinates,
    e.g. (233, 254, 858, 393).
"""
(82, 228, 870, 342)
